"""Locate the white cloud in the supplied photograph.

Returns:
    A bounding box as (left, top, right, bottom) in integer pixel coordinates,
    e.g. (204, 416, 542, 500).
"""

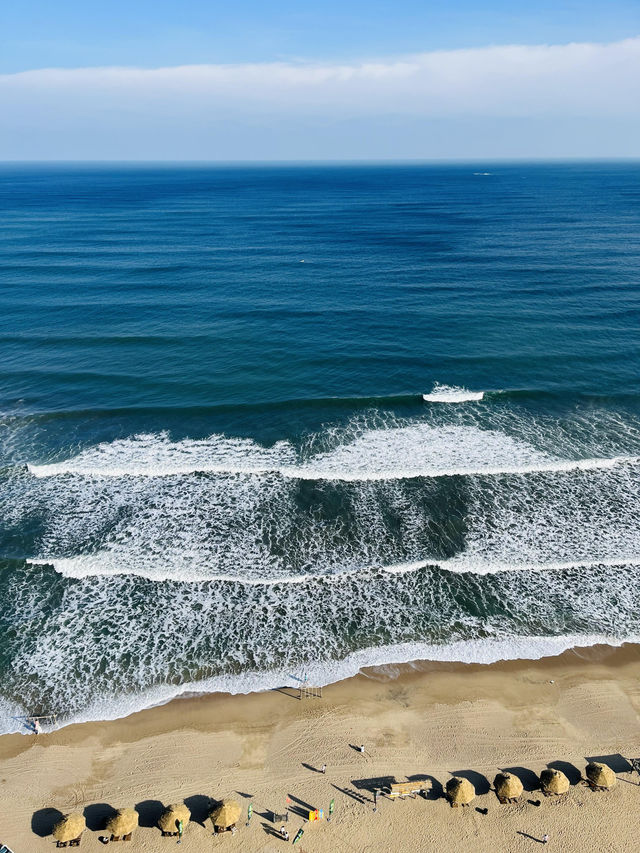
(2, 37, 640, 116)
(1, 38, 639, 158)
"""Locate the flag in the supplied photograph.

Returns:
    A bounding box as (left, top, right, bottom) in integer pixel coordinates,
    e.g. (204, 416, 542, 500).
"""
(293, 828, 304, 846)
(329, 798, 335, 815)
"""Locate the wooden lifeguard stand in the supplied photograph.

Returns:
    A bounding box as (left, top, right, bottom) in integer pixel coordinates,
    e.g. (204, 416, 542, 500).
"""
(297, 673, 323, 699)
(299, 684, 323, 700)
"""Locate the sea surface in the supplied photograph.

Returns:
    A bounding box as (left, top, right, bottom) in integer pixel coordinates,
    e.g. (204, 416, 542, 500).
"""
(1, 162, 640, 732)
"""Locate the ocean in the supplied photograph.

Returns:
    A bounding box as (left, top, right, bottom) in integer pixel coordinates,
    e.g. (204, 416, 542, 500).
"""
(1, 162, 639, 732)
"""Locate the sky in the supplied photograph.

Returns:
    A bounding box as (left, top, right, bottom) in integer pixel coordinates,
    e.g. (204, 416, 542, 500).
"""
(1, 1, 639, 160)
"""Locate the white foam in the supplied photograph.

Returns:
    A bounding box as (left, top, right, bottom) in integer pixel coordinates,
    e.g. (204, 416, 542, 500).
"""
(30, 555, 370, 585)
(422, 383, 485, 403)
(28, 431, 296, 479)
(36, 553, 640, 584)
(27, 425, 637, 482)
(4, 632, 635, 735)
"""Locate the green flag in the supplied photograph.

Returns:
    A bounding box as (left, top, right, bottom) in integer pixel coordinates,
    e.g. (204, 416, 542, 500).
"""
(329, 798, 335, 815)
(293, 828, 304, 845)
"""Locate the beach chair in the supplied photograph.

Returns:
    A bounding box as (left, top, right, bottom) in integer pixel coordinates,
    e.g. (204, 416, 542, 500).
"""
(630, 758, 640, 777)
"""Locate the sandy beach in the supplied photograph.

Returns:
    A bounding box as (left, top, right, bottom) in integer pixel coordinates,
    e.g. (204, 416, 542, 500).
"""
(1, 644, 639, 851)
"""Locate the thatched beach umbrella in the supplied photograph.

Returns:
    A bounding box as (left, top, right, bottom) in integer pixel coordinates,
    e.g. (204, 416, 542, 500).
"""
(494, 772, 523, 802)
(586, 762, 616, 789)
(53, 813, 86, 844)
(446, 777, 475, 807)
(158, 803, 190, 835)
(106, 807, 139, 839)
(210, 799, 241, 831)
(540, 768, 570, 796)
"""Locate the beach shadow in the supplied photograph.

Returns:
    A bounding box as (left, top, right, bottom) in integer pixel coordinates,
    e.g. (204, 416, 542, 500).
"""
(475, 807, 488, 815)
(236, 791, 253, 799)
(272, 687, 300, 700)
(547, 760, 581, 785)
(407, 773, 443, 800)
(261, 822, 283, 839)
(586, 754, 631, 774)
(135, 799, 164, 828)
(517, 830, 544, 842)
(31, 807, 63, 837)
(351, 776, 396, 795)
(331, 784, 368, 804)
(286, 793, 315, 819)
(501, 766, 539, 792)
(84, 803, 117, 832)
(184, 795, 212, 826)
(450, 769, 491, 796)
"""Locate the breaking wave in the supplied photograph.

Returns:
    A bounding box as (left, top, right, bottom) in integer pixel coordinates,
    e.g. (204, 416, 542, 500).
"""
(3, 405, 640, 733)
(25, 425, 638, 481)
(422, 383, 485, 403)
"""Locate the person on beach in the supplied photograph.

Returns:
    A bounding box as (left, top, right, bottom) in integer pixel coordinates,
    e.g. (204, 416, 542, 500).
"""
(321, 763, 326, 774)
(542, 834, 549, 845)
(360, 744, 365, 753)
(33, 718, 41, 735)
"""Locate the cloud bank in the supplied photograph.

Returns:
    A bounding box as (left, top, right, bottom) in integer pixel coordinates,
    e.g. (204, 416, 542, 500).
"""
(1, 37, 639, 159)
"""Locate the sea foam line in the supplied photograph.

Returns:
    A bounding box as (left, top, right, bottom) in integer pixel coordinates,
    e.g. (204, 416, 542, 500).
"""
(29, 554, 640, 585)
(26, 454, 638, 481)
(4, 631, 636, 735)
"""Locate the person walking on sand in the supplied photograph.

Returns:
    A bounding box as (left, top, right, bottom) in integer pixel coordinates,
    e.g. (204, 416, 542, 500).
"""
(542, 834, 549, 845)
(321, 763, 326, 774)
(360, 744, 365, 754)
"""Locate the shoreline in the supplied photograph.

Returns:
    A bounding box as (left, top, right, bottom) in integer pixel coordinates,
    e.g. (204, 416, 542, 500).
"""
(5, 631, 636, 738)
(3, 642, 640, 850)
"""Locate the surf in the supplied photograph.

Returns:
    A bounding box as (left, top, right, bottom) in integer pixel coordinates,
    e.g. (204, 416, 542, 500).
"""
(422, 383, 485, 403)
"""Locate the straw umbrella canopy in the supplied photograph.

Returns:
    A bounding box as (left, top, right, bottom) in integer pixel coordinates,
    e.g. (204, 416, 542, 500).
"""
(586, 762, 616, 789)
(53, 813, 86, 843)
(446, 777, 475, 806)
(210, 800, 241, 829)
(158, 803, 191, 833)
(106, 807, 139, 836)
(494, 772, 523, 800)
(540, 768, 570, 795)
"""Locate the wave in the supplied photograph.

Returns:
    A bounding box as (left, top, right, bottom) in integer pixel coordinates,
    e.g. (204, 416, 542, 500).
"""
(25, 425, 639, 481)
(3, 631, 636, 735)
(33, 554, 640, 584)
(422, 383, 485, 403)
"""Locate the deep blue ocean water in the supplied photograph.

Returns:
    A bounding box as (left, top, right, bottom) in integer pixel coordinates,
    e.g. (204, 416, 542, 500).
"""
(1, 162, 640, 730)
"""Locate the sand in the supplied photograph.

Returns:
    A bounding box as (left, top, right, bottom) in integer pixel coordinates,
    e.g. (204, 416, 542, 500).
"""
(3, 643, 640, 852)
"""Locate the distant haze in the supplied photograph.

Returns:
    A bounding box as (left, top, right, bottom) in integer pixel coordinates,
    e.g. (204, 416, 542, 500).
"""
(2, 37, 640, 159)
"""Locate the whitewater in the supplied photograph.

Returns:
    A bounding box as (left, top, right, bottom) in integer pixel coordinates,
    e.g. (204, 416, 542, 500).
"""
(2, 162, 640, 734)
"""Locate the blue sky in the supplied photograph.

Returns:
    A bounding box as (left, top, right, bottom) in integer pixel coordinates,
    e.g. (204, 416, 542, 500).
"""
(2, 0, 640, 71)
(1, 1, 639, 159)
